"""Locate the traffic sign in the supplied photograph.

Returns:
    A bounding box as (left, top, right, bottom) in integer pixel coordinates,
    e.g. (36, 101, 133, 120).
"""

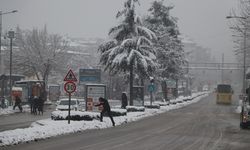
(64, 69, 77, 82)
(79, 69, 101, 84)
(148, 84, 155, 92)
(64, 81, 76, 93)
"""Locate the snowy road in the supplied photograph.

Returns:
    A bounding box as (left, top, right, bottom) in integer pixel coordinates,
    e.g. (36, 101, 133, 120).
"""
(4, 93, 250, 150)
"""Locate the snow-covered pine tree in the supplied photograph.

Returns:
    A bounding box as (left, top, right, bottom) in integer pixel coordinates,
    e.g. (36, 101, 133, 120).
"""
(145, 0, 185, 100)
(98, 0, 157, 105)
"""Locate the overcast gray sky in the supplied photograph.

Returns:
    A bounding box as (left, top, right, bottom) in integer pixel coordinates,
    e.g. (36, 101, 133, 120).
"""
(0, 0, 239, 62)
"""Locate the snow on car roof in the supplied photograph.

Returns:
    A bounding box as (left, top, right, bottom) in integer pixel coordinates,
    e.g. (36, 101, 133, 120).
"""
(59, 98, 78, 101)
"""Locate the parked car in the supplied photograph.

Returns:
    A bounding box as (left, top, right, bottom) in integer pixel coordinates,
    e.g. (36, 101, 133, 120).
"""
(55, 98, 84, 111)
(240, 103, 250, 129)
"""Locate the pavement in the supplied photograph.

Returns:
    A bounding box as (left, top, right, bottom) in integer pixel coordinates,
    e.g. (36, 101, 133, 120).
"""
(0, 104, 55, 132)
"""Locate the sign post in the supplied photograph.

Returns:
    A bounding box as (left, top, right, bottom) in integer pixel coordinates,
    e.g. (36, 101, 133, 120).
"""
(148, 78, 155, 105)
(64, 70, 77, 124)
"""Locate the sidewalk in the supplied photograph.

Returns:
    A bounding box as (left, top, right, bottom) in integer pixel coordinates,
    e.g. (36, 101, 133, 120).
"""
(0, 105, 29, 115)
(0, 101, 54, 116)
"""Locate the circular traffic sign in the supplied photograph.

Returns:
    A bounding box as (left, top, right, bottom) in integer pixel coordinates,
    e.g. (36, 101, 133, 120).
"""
(64, 81, 76, 93)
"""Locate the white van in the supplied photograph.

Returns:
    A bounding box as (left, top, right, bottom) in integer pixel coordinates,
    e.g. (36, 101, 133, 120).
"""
(56, 98, 84, 111)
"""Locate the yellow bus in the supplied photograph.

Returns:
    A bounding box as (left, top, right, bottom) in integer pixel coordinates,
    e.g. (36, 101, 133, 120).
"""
(216, 84, 233, 104)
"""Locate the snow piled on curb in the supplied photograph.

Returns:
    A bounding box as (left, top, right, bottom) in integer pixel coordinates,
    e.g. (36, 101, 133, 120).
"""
(0, 92, 208, 147)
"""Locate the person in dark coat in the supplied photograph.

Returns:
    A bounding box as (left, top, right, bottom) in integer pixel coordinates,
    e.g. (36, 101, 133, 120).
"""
(33, 96, 39, 115)
(95, 97, 115, 126)
(28, 95, 34, 114)
(13, 95, 23, 112)
(121, 92, 128, 109)
(37, 96, 44, 115)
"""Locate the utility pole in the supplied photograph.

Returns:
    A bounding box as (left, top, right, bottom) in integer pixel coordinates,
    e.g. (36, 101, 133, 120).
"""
(0, 10, 17, 107)
(221, 53, 224, 83)
(8, 30, 14, 105)
(243, 27, 247, 97)
(226, 15, 248, 127)
(186, 61, 189, 96)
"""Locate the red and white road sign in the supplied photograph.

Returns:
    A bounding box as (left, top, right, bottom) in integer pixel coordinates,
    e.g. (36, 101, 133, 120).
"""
(64, 81, 76, 93)
(64, 69, 77, 82)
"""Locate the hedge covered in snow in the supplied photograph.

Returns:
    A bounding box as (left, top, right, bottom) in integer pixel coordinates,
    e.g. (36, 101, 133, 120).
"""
(144, 104, 160, 109)
(51, 109, 127, 121)
(51, 111, 100, 121)
(109, 108, 127, 116)
(126, 106, 145, 112)
(154, 101, 170, 106)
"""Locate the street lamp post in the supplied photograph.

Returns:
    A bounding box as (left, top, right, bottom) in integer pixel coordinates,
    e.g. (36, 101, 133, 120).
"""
(8, 30, 14, 105)
(226, 15, 248, 97)
(0, 10, 17, 107)
(0, 10, 17, 74)
(227, 15, 249, 126)
(243, 27, 247, 97)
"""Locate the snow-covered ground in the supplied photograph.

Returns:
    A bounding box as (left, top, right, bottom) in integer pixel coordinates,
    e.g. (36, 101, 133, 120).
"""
(235, 99, 242, 114)
(0, 92, 208, 147)
(0, 105, 30, 115)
